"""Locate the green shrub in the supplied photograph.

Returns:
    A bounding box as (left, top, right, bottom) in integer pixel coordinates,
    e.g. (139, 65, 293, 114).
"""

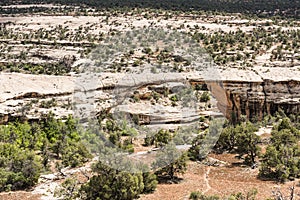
(200, 91, 210, 102)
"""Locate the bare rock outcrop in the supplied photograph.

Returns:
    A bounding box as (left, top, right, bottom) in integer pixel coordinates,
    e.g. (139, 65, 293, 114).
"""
(0, 65, 299, 124)
(203, 66, 300, 121)
(0, 73, 74, 123)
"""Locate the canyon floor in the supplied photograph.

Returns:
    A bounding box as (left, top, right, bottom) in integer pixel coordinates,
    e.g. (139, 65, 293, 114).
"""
(0, 153, 299, 200)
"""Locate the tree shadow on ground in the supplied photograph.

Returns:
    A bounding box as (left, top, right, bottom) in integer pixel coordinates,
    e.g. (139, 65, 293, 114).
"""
(156, 176, 183, 184)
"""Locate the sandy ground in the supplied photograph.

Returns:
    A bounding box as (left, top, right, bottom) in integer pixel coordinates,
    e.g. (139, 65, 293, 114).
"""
(0, 192, 41, 200)
(140, 154, 300, 200)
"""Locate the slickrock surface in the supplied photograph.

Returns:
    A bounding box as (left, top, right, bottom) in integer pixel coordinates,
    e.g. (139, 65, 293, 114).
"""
(0, 64, 299, 124)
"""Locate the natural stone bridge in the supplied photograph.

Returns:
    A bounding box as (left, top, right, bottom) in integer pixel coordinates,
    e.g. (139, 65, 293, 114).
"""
(0, 65, 299, 124)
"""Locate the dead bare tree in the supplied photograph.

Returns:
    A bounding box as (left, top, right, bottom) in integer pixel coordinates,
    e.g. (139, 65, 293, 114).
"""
(272, 185, 299, 200)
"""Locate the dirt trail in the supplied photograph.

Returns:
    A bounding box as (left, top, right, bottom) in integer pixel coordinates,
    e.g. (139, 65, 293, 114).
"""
(203, 166, 211, 194)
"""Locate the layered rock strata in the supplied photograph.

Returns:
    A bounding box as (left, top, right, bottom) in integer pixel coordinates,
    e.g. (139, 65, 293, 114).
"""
(203, 66, 300, 121)
(0, 65, 299, 124)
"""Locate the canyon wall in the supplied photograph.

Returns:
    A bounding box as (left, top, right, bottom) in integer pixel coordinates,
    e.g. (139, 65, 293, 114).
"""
(202, 67, 300, 122)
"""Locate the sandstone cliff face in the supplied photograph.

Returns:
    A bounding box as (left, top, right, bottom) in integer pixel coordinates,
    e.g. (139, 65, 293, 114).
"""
(263, 80, 300, 117)
(203, 66, 300, 122)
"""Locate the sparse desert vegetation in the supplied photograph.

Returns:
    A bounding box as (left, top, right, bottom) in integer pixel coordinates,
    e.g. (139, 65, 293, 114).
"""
(0, 1, 299, 200)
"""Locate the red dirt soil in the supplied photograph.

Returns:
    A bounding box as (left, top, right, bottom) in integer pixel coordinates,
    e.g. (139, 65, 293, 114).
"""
(0, 192, 41, 200)
(0, 153, 299, 200)
(140, 154, 300, 200)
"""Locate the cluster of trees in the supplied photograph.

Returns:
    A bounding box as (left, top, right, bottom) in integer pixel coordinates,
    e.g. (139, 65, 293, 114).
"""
(0, 61, 74, 75)
(0, 24, 103, 43)
(0, 22, 98, 75)
(144, 129, 173, 147)
(152, 144, 188, 181)
(259, 117, 300, 182)
(214, 121, 260, 165)
(107, 119, 193, 177)
(103, 119, 138, 153)
(189, 111, 300, 182)
(1, 111, 297, 197)
(0, 6, 61, 15)
(54, 146, 187, 199)
(55, 119, 190, 199)
(1, 0, 298, 18)
(1, 3, 299, 76)
(189, 189, 257, 200)
(193, 27, 300, 66)
(16, 112, 299, 199)
(203, 115, 300, 182)
(81, 160, 157, 200)
(0, 113, 91, 191)
(55, 157, 158, 200)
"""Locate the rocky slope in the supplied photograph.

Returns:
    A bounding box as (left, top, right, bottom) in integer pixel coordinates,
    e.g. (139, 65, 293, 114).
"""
(0, 65, 299, 124)
(0, 71, 214, 129)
